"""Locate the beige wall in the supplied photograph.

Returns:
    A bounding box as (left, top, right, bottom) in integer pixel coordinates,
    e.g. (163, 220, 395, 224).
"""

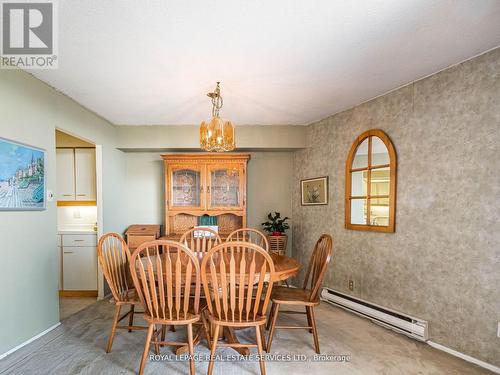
(55, 130, 94, 148)
(125, 151, 293, 253)
(0, 69, 127, 356)
(292, 49, 500, 366)
(246, 152, 293, 253)
(116, 125, 306, 150)
(125, 153, 164, 225)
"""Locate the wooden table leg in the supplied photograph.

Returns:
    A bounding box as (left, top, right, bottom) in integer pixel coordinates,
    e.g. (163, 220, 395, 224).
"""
(176, 326, 203, 355)
(224, 327, 250, 356)
(174, 325, 249, 356)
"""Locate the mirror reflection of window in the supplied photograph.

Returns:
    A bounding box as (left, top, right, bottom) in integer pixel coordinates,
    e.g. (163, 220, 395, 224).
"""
(345, 130, 396, 232)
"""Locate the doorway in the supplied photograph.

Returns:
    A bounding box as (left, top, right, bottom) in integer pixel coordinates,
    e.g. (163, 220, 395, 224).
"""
(55, 129, 100, 320)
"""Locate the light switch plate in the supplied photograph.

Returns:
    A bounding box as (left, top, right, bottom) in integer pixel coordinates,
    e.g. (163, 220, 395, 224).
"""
(497, 322, 500, 338)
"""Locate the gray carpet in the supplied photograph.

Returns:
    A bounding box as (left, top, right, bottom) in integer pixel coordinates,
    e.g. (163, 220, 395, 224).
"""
(0, 299, 491, 375)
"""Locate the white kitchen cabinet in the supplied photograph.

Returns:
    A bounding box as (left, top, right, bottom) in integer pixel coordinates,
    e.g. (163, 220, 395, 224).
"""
(61, 234, 97, 291)
(56, 148, 96, 202)
(56, 149, 75, 200)
(75, 148, 96, 201)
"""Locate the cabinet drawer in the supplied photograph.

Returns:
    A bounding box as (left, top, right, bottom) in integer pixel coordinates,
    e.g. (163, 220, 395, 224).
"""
(128, 235, 156, 249)
(62, 234, 97, 247)
(63, 246, 97, 290)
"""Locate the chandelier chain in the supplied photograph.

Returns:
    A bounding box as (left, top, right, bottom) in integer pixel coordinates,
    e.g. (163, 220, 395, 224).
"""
(200, 81, 235, 152)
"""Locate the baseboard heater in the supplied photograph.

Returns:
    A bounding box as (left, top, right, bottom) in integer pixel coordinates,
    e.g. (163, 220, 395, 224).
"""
(321, 287, 428, 341)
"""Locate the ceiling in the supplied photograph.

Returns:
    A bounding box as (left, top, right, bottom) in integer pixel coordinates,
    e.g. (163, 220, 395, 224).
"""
(31, 0, 500, 126)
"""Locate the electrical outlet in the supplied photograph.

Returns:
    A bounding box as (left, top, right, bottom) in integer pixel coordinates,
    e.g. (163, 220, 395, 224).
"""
(348, 279, 354, 291)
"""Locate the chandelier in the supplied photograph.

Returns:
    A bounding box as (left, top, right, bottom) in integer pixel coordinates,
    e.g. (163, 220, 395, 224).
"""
(200, 82, 235, 152)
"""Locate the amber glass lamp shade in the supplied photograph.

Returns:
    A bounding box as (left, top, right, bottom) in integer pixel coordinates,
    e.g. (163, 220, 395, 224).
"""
(200, 116, 235, 152)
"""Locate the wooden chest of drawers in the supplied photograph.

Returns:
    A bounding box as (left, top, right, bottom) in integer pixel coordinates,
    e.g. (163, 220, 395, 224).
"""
(125, 225, 161, 250)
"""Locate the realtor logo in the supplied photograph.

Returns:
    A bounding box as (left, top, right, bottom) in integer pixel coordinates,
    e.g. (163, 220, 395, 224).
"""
(1, 1, 58, 69)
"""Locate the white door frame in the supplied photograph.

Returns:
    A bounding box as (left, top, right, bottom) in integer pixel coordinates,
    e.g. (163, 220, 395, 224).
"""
(95, 144, 105, 299)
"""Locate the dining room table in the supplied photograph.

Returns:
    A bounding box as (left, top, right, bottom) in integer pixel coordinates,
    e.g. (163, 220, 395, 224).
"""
(137, 250, 301, 355)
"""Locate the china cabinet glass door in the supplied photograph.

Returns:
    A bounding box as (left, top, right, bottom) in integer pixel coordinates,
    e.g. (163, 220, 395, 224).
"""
(169, 166, 204, 209)
(207, 165, 243, 209)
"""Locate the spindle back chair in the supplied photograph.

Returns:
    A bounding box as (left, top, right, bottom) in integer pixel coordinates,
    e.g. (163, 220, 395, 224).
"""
(129, 240, 204, 375)
(97, 233, 146, 353)
(226, 228, 269, 251)
(201, 241, 276, 375)
(266, 234, 333, 354)
(180, 227, 222, 255)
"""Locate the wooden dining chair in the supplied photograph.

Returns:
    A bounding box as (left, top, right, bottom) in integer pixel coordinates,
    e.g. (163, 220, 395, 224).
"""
(180, 227, 222, 255)
(226, 228, 269, 251)
(266, 234, 333, 354)
(129, 240, 205, 375)
(97, 233, 146, 353)
(201, 241, 276, 375)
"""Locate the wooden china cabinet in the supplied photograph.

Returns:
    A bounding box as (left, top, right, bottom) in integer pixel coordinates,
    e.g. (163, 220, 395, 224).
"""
(161, 153, 250, 240)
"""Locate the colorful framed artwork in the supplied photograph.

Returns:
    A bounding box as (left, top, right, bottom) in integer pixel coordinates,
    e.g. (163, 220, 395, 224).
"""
(0, 137, 46, 210)
(301, 176, 328, 206)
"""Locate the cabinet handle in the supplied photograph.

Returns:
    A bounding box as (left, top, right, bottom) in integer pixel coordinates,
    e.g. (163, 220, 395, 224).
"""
(73, 239, 84, 242)
(77, 194, 87, 196)
(62, 194, 72, 197)
(63, 251, 74, 254)
(200, 186, 203, 193)
(207, 186, 210, 193)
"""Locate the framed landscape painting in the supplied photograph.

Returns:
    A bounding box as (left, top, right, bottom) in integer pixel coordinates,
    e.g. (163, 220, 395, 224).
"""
(0, 137, 46, 210)
(301, 176, 328, 206)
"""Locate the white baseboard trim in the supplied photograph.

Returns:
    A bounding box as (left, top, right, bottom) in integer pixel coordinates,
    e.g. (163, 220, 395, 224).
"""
(428, 341, 500, 374)
(0, 322, 61, 361)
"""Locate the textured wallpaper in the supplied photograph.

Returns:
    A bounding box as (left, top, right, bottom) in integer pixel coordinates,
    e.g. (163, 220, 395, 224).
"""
(292, 48, 500, 366)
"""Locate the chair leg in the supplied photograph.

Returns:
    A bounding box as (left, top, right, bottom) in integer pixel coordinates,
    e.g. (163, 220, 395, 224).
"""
(201, 311, 211, 347)
(138, 323, 155, 375)
(266, 303, 280, 352)
(207, 324, 220, 375)
(128, 304, 135, 332)
(187, 323, 195, 375)
(153, 325, 160, 355)
(259, 324, 266, 352)
(106, 304, 122, 353)
(308, 306, 320, 354)
(160, 325, 166, 346)
(255, 325, 266, 375)
(266, 303, 276, 331)
(305, 306, 313, 333)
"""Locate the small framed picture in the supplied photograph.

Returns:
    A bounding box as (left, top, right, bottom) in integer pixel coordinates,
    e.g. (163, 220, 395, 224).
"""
(301, 176, 328, 206)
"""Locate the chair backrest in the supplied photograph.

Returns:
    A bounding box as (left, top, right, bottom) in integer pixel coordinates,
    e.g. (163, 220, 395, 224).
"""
(226, 228, 269, 251)
(180, 227, 222, 255)
(97, 233, 132, 303)
(129, 240, 201, 322)
(201, 242, 275, 323)
(302, 234, 333, 302)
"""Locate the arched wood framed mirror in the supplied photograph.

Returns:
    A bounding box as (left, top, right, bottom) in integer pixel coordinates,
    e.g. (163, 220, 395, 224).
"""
(345, 129, 396, 232)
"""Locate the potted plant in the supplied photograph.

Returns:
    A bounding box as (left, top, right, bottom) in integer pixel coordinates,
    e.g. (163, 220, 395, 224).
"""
(262, 212, 290, 254)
